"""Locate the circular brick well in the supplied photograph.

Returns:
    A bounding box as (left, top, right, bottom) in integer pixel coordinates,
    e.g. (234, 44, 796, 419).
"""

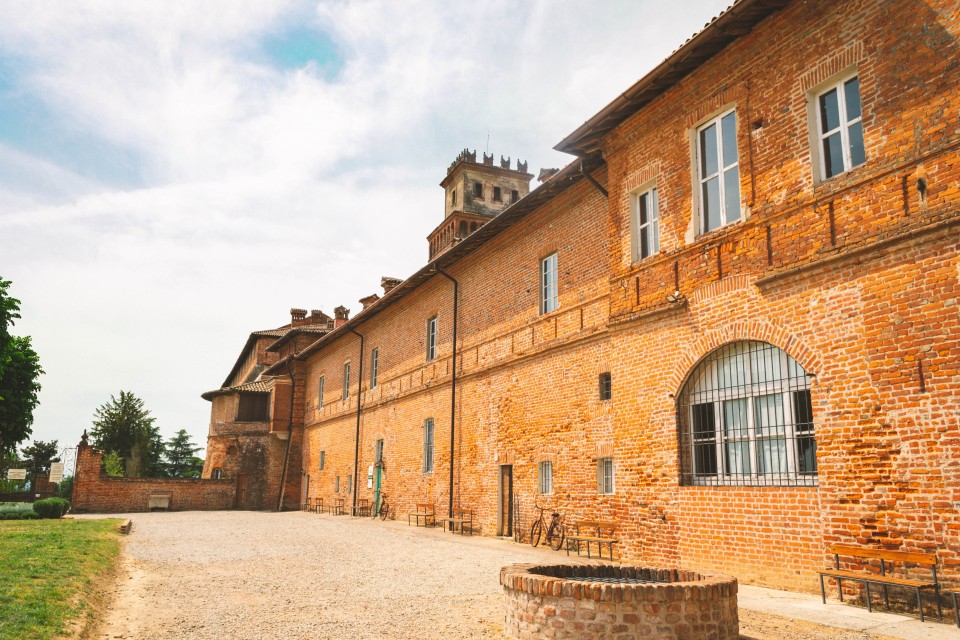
(500, 564, 738, 639)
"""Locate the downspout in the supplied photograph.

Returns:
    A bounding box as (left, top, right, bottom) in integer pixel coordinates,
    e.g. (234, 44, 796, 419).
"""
(436, 268, 458, 519)
(347, 327, 364, 517)
(276, 357, 296, 511)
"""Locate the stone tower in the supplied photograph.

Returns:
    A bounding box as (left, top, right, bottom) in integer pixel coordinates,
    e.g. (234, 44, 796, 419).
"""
(427, 149, 533, 259)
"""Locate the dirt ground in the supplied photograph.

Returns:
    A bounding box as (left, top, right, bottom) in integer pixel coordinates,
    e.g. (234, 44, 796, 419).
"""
(82, 511, 902, 640)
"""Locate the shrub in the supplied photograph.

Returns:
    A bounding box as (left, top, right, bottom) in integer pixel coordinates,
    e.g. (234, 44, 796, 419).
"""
(0, 503, 34, 518)
(32, 498, 70, 519)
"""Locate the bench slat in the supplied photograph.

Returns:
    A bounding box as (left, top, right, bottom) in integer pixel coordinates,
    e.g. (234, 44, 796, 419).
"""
(827, 545, 937, 566)
(567, 535, 618, 543)
(818, 569, 936, 589)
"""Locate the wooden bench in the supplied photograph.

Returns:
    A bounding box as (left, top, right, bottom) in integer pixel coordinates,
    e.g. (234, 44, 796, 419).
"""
(407, 503, 436, 527)
(325, 497, 345, 515)
(119, 519, 133, 535)
(818, 545, 942, 622)
(353, 498, 371, 517)
(565, 520, 618, 560)
(438, 508, 474, 535)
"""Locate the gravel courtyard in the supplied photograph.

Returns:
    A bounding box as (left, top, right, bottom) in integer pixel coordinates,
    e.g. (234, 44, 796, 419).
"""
(90, 510, 897, 640)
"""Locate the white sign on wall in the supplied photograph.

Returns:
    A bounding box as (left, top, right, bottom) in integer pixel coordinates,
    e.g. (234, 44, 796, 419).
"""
(6, 469, 26, 480)
(49, 463, 65, 483)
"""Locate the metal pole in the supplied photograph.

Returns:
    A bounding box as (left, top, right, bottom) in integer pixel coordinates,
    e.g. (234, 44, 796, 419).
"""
(436, 268, 458, 518)
(347, 327, 364, 517)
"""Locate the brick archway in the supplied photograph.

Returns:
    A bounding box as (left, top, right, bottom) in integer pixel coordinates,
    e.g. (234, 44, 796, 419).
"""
(667, 318, 821, 397)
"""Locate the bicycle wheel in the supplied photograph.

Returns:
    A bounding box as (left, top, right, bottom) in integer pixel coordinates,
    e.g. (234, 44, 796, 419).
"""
(548, 521, 565, 551)
(379, 500, 389, 520)
(530, 520, 543, 547)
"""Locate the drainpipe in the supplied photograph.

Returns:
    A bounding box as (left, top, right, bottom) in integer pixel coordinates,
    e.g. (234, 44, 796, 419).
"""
(436, 268, 458, 519)
(347, 327, 364, 517)
(276, 357, 296, 511)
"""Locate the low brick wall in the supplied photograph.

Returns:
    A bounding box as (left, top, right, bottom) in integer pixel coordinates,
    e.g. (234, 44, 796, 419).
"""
(73, 442, 236, 513)
(500, 564, 738, 640)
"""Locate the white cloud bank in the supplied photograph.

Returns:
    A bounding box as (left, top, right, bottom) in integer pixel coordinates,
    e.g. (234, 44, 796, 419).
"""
(0, 0, 732, 455)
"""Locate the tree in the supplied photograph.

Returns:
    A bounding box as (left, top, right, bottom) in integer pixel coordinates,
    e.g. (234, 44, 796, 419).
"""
(89, 391, 165, 477)
(0, 278, 43, 462)
(163, 429, 204, 478)
(20, 439, 59, 484)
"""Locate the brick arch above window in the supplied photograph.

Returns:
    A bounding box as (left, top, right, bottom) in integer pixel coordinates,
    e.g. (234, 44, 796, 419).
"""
(667, 319, 821, 397)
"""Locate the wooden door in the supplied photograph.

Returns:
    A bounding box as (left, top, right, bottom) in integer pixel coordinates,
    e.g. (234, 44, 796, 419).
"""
(234, 474, 248, 509)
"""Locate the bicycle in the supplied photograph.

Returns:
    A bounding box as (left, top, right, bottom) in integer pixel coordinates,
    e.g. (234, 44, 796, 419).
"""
(372, 492, 389, 521)
(529, 502, 565, 550)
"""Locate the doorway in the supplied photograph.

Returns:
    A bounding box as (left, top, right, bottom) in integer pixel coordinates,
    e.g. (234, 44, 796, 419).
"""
(234, 474, 248, 509)
(497, 465, 513, 537)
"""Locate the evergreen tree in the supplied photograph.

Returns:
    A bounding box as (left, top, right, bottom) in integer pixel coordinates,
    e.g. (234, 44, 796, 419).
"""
(0, 278, 43, 463)
(20, 439, 59, 483)
(163, 429, 204, 478)
(89, 391, 165, 477)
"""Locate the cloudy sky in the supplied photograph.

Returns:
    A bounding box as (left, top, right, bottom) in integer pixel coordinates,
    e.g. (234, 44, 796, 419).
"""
(1, 0, 732, 459)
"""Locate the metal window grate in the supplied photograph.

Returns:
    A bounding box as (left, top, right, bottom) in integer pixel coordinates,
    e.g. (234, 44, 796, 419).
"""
(678, 341, 817, 487)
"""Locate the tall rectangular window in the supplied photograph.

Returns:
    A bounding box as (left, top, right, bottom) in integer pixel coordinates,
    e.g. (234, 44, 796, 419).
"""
(597, 457, 614, 494)
(342, 362, 351, 400)
(375, 439, 384, 464)
(319, 451, 325, 471)
(318, 375, 325, 408)
(347, 473, 352, 494)
(426, 316, 437, 360)
(473, 182, 483, 198)
(335, 475, 340, 493)
(423, 418, 434, 472)
(634, 187, 660, 260)
(816, 75, 865, 180)
(697, 109, 740, 233)
(599, 373, 612, 401)
(538, 461, 553, 495)
(370, 348, 379, 388)
(493, 186, 502, 201)
(541, 253, 558, 314)
(511, 189, 519, 203)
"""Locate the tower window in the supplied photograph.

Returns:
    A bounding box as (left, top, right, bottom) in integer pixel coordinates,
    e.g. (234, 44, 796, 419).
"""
(511, 189, 519, 203)
(473, 182, 483, 198)
(493, 186, 502, 201)
(452, 188, 457, 206)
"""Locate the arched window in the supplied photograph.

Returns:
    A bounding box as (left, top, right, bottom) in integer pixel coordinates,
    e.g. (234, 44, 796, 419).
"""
(678, 341, 816, 486)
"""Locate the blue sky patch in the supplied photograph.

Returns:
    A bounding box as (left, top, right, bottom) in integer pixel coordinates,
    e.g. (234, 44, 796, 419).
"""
(259, 25, 343, 78)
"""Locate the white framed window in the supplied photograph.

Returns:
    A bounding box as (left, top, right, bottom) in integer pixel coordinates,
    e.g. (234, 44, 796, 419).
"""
(319, 451, 325, 471)
(423, 418, 434, 472)
(597, 458, 614, 494)
(342, 362, 351, 400)
(815, 74, 865, 180)
(370, 348, 379, 388)
(540, 253, 558, 314)
(538, 460, 553, 495)
(632, 187, 659, 261)
(696, 109, 740, 233)
(678, 341, 817, 486)
(426, 316, 437, 360)
(318, 375, 325, 408)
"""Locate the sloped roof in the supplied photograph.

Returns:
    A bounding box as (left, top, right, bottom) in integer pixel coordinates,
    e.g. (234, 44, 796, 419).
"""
(555, 0, 791, 156)
(201, 379, 272, 401)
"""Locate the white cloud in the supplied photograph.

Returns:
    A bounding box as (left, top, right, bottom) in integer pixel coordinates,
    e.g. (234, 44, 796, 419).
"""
(0, 0, 733, 455)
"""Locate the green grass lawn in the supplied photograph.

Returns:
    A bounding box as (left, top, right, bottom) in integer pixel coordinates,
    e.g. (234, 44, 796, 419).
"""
(0, 518, 122, 640)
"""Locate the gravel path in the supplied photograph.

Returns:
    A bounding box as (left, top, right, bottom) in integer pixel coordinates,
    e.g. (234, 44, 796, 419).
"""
(86, 510, 901, 640)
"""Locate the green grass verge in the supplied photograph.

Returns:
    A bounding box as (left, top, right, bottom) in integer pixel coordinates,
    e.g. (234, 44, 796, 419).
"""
(0, 518, 122, 640)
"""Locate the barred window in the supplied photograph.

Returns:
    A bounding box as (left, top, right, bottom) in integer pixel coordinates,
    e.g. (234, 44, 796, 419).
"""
(370, 348, 379, 388)
(342, 362, 351, 400)
(678, 341, 817, 486)
(318, 375, 325, 408)
(538, 461, 553, 495)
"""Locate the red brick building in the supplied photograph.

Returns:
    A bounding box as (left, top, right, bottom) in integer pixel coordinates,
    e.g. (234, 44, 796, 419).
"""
(202, 0, 960, 592)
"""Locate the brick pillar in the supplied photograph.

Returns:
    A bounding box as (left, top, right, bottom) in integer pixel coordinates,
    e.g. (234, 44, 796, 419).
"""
(72, 437, 104, 512)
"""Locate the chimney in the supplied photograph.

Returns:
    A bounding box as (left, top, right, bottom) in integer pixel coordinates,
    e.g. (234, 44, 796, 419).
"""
(538, 168, 559, 182)
(309, 309, 329, 325)
(290, 308, 307, 327)
(334, 306, 350, 328)
(381, 277, 402, 295)
(359, 294, 380, 311)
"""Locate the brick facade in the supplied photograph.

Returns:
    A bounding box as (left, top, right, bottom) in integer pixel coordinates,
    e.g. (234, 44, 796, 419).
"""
(204, 0, 960, 593)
